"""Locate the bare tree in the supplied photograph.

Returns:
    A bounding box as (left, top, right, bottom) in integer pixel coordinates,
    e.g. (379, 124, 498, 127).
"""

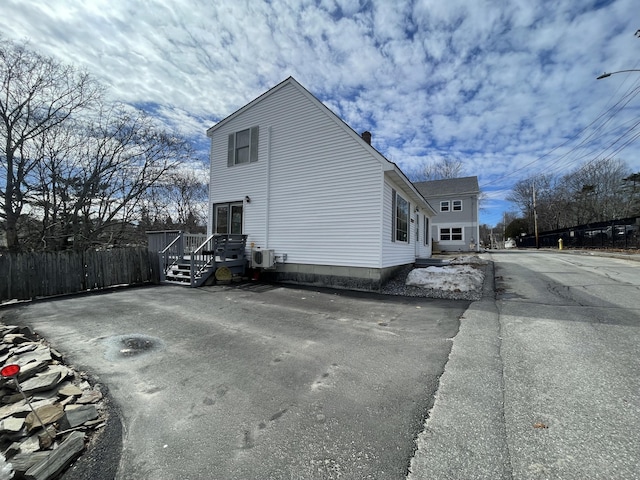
(29, 103, 192, 250)
(560, 158, 632, 224)
(506, 174, 574, 232)
(0, 37, 102, 250)
(153, 167, 208, 232)
(507, 158, 635, 234)
(2, 39, 200, 251)
(137, 166, 208, 235)
(412, 157, 464, 181)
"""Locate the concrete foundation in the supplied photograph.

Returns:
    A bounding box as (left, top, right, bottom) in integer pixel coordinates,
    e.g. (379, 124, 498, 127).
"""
(261, 262, 410, 292)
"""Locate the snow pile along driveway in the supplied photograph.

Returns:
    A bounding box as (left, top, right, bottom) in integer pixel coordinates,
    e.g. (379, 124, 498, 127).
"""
(404, 257, 487, 300)
(406, 265, 485, 292)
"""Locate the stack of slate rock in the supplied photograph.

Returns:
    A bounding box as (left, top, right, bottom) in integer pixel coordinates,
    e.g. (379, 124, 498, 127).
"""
(0, 323, 105, 480)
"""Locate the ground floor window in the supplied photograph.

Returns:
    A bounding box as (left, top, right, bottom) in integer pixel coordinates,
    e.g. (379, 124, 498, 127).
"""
(214, 202, 243, 234)
(392, 189, 409, 243)
(424, 217, 429, 245)
(440, 227, 463, 241)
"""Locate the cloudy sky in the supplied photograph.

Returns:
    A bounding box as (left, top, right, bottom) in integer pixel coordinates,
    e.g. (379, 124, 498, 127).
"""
(2, 0, 639, 226)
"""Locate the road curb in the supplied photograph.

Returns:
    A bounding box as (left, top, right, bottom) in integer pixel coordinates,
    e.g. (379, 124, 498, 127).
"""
(408, 261, 513, 480)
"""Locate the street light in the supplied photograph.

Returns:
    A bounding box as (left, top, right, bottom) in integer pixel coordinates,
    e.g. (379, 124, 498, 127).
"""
(596, 69, 640, 79)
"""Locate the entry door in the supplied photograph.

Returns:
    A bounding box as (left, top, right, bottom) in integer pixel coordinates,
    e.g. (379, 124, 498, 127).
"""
(214, 202, 243, 234)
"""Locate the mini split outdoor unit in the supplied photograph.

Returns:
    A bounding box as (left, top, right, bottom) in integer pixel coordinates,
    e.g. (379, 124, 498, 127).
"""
(251, 249, 275, 268)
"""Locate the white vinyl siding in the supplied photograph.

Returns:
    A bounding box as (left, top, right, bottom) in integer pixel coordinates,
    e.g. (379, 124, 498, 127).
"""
(209, 82, 383, 267)
(382, 179, 420, 267)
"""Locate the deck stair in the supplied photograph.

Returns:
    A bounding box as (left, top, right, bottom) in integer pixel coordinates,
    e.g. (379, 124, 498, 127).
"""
(147, 231, 248, 287)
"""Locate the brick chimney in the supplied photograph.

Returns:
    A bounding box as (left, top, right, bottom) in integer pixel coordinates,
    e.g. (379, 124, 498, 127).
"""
(361, 131, 371, 145)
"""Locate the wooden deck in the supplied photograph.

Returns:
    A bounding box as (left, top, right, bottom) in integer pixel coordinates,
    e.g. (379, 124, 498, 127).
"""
(147, 231, 248, 287)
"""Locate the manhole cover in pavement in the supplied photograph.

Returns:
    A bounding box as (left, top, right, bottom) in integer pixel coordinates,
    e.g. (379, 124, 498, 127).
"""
(103, 334, 164, 360)
(120, 337, 154, 356)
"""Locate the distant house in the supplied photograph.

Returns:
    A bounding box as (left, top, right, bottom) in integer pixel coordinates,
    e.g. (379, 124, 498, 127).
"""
(206, 77, 436, 291)
(414, 176, 480, 252)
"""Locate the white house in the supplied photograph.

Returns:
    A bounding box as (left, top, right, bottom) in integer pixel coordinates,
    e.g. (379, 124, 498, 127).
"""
(413, 176, 480, 252)
(206, 77, 436, 291)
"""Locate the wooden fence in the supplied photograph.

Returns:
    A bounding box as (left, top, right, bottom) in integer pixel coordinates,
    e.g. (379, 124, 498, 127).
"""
(0, 247, 160, 303)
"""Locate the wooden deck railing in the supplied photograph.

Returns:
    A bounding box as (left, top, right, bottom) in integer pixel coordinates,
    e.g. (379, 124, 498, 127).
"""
(147, 231, 247, 286)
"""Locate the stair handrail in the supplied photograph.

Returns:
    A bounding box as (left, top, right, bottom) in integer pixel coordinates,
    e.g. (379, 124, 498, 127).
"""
(161, 233, 184, 255)
(193, 234, 216, 255)
(190, 233, 217, 286)
(159, 232, 184, 281)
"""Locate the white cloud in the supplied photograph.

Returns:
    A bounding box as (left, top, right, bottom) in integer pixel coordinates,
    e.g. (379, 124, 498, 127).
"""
(1, 0, 639, 227)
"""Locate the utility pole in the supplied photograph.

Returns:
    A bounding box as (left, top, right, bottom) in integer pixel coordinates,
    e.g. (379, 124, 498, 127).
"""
(503, 212, 506, 247)
(533, 181, 539, 249)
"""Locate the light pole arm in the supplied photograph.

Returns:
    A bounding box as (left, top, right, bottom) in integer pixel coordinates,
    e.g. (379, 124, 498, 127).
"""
(597, 69, 640, 79)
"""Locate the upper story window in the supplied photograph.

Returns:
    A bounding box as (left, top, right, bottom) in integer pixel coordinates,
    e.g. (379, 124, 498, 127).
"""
(228, 126, 259, 166)
(391, 189, 409, 243)
(441, 199, 462, 212)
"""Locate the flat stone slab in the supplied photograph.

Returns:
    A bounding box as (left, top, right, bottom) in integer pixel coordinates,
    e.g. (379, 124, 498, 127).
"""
(58, 384, 83, 397)
(0, 416, 25, 433)
(61, 404, 98, 429)
(25, 431, 85, 480)
(3, 334, 32, 344)
(14, 343, 39, 355)
(76, 389, 102, 404)
(0, 398, 57, 421)
(17, 360, 49, 382)
(11, 346, 53, 367)
(19, 371, 62, 395)
(8, 451, 51, 475)
(25, 403, 64, 432)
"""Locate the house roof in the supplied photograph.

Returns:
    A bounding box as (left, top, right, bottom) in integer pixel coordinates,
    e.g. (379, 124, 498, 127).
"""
(413, 176, 480, 198)
(206, 77, 436, 216)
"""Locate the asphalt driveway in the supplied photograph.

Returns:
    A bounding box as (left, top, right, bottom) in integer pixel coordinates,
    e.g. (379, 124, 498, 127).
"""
(3, 283, 468, 480)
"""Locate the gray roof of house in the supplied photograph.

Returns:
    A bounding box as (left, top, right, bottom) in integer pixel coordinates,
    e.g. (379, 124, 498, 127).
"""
(413, 176, 479, 198)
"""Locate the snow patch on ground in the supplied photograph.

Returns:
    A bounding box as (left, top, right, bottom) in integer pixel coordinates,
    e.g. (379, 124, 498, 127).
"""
(381, 255, 489, 300)
(406, 258, 486, 293)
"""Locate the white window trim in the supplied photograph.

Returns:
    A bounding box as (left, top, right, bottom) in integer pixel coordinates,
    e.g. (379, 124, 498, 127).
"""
(228, 126, 259, 166)
(213, 201, 244, 234)
(440, 200, 450, 212)
(439, 226, 464, 242)
(424, 216, 429, 245)
(391, 189, 410, 243)
(452, 200, 463, 211)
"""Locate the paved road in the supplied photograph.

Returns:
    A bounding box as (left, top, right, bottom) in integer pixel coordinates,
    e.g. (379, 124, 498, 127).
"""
(3, 283, 468, 480)
(410, 250, 640, 480)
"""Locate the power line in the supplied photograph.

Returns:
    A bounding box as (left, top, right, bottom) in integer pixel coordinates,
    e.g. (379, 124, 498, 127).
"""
(480, 66, 640, 190)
